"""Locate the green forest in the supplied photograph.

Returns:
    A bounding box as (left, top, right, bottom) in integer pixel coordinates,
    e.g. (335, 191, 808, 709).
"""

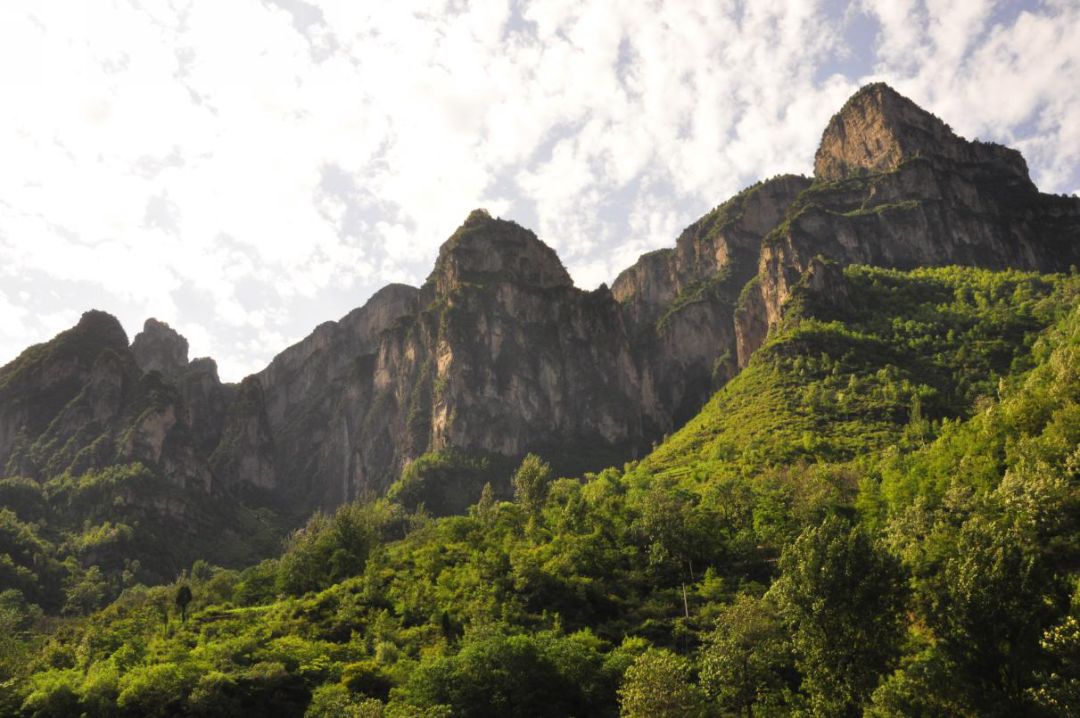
(2, 264, 1079, 717)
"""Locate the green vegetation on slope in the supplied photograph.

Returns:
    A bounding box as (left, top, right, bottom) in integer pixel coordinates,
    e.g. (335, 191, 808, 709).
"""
(648, 265, 1062, 477)
(2, 265, 1078, 717)
(0, 462, 284, 617)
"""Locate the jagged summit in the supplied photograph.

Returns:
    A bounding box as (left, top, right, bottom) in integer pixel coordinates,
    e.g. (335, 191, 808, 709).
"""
(131, 317, 189, 376)
(427, 209, 573, 295)
(814, 82, 1032, 187)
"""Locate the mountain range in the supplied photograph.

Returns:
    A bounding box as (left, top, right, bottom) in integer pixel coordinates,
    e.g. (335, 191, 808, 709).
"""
(1, 81, 1078, 575)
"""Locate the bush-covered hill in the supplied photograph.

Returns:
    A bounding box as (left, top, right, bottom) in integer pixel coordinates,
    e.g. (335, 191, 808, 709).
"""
(2, 264, 1078, 717)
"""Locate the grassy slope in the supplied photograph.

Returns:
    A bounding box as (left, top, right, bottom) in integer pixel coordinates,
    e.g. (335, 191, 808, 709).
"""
(644, 266, 1065, 479)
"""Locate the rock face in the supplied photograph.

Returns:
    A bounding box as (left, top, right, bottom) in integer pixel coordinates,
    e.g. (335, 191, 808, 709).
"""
(814, 83, 1033, 187)
(131, 318, 189, 377)
(736, 82, 1080, 365)
(423, 215, 656, 465)
(613, 175, 811, 423)
(0, 311, 128, 473)
(211, 211, 662, 510)
(3, 82, 1078, 521)
(0, 311, 212, 491)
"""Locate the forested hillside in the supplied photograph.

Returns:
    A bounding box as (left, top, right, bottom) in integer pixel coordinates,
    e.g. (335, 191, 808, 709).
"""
(3, 264, 1077, 717)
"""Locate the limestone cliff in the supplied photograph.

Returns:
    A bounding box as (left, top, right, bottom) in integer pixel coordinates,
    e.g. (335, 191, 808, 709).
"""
(424, 211, 657, 466)
(735, 83, 1080, 365)
(613, 175, 811, 423)
(131, 318, 189, 377)
(0, 310, 213, 491)
(211, 210, 661, 511)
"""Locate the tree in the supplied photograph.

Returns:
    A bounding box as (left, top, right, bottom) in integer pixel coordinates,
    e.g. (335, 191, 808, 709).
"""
(771, 516, 907, 717)
(513, 454, 553, 516)
(474, 482, 497, 525)
(190, 559, 214, 583)
(187, 671, 242, 717)
(277, 503, 382, 596)
(634, 482, 718, 583)
(305, 683, 386, 717)
(700, 594, 792, 717)
(1030, 612, 1080, 716)
(618, 648, 707, 718)
(865, 646, 971, 718)
(117, 662, 196, 718)
(17, 669, 82, 718)
(175, 584, 193, 623)
(400, 628, 608, 717)
(61, 564, 108, 616)
(923, 516, 1056, 710)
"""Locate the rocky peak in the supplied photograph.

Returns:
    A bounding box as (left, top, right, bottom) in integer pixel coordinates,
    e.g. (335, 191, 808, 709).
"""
(428, 209, 573, 296)
(76, 310, 131, 348)
(131, 318, 189, 376)
(0, 310, 128, 389)
(814, 83, 1031, 186)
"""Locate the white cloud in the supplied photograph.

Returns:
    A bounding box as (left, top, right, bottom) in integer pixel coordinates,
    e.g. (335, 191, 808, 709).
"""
(0, 0, 1076, 380)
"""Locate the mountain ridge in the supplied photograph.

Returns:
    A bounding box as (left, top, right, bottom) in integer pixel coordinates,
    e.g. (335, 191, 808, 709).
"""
(2, 81, 1078, 539)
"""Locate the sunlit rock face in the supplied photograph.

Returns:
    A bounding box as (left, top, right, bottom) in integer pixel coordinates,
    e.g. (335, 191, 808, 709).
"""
(213, 210, 663, 511)
(813, 83, 1033, 185)
(735, 83, 1080, 366)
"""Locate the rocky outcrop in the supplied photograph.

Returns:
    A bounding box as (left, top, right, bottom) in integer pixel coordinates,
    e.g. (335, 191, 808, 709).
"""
(131, 318, 189, 377)
(425, 222, 656, 461)
(211, 282, 424, 506)
(175, 358, 231, 455)
(814, 83, 1033, 189)
(210, 377, 277, 494)
(613, 175, 811, 422)
(0, 309, 214, 492)
(735, 83, 1080, 365)
(429, 209, 573, 293)
(0, 311, 129, 475)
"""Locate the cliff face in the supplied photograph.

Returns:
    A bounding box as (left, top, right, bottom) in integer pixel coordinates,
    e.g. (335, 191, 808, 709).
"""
(211, 210, 662, 510)
(130, 318, 189, 377)
(735, 83, 1080, 365)
(425, 212, 657, 464)
(3, 82, 1078, 522)
(613, 175, 811, 423)
(813, 83, 1034, 186)
(220, 282, 426, 506)
(0, 311, 213, 492)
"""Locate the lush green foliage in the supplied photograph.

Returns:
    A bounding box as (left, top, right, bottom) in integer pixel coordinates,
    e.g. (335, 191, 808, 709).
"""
(2, 265, 1078, 716)
(0, 462, 282, 618)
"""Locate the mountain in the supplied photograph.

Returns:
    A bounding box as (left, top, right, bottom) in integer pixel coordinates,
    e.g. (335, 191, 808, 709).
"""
(213, 211, 661, 512)
(736, 83, 1080, 366)
(2, 82, 1080, 717)
(1, 81, 1078, 582)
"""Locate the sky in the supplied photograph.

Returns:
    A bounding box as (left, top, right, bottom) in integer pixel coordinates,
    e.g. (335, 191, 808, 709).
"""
(0, 0, 1078, 381)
